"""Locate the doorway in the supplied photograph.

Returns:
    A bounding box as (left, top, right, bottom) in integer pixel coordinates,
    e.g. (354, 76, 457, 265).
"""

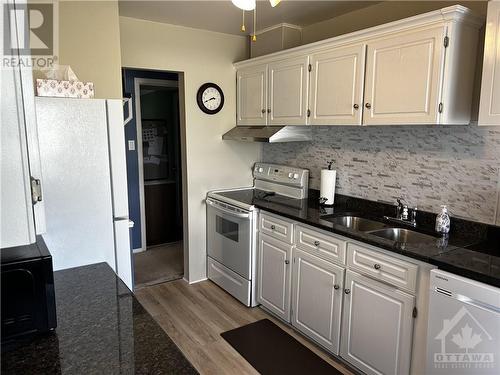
(122, 70, 185, 289)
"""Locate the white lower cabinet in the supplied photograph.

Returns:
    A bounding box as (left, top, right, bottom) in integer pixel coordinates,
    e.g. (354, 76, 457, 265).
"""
(257, 233, 292, 322)
(291, 249, 344, 354)
(257, 211, 423, 375)
(340, 270, 415, 375)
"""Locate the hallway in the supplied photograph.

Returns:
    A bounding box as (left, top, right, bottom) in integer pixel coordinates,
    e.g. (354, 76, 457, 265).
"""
(134, 242, 184, 288)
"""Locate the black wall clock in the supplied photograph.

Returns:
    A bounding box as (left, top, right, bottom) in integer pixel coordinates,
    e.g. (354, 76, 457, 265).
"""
(197, 83, 224, 115)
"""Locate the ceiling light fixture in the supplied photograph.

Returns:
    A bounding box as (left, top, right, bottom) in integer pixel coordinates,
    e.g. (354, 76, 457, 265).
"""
(231, 0, 256, 11)
(234, 0, 283, 42)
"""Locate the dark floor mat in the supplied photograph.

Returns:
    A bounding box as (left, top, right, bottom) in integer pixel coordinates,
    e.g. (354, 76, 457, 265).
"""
(221, 319, 344, 375)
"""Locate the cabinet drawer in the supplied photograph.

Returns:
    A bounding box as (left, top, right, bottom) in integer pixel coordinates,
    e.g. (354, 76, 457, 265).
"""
(347, 243, 417, 292)
(295, 225, 346, 265)
(259, 212, 294, 244)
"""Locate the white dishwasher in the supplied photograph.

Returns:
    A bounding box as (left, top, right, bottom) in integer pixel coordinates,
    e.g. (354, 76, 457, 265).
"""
(426, 269, 500, 375)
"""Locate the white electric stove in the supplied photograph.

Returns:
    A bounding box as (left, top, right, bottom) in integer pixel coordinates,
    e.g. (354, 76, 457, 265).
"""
(206, 163, 309, 306)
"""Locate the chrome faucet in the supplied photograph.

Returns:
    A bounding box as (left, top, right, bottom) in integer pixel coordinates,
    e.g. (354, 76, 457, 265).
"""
(386, 198, 418, 227)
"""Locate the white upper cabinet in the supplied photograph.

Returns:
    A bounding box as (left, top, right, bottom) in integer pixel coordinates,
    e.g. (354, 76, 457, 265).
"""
(363, 27, 446, 125)
(309, 44, 366, 125)
(268, 56, 309, 125)
(237, 64, 268, 126)
(234, 5, 482, 126)
(479, 1, 500, 125)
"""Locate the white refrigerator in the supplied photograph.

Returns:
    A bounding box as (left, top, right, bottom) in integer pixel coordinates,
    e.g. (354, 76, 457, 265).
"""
(35, 97, 134, 290)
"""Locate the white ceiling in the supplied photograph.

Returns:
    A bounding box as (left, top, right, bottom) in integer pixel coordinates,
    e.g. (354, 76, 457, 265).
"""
(118, 1, 379, 36)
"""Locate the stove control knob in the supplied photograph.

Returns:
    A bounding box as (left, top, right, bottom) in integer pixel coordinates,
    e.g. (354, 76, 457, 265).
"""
(258, 167, 264, 173)
(288, 172, 294, 179)
(293, 173, 299, 179)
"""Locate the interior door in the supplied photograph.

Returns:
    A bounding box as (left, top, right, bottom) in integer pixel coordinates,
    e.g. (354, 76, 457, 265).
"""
(479, 1, 500, 125)
(363, 26, 446, 125)
(291, 249, 344, 354)
(257, 233, 292, 322)
(236, 65, 268, 126)
(268, 56, 309, 125)
(340, 270, 415, 375)
(309, 44, 366, 125)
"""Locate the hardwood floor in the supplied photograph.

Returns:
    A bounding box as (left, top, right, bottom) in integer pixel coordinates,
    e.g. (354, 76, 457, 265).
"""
(135, 279, 355, 375)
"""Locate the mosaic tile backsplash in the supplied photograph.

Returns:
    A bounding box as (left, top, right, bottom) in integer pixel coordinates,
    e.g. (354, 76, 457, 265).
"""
(262, 126, 500, 225)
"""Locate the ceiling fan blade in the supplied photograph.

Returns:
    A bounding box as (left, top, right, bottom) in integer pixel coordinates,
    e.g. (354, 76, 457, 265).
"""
(269, 0, 281, 7)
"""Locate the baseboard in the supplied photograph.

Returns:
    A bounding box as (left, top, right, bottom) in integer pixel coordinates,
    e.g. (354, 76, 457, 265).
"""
(186, 277, 207, 285)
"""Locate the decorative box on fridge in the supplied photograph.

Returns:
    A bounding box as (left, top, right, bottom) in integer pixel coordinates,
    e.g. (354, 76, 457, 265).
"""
(36, 79, 95, 99)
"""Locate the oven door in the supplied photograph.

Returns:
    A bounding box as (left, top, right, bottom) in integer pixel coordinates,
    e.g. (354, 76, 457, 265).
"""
(206, 198, 252, 279)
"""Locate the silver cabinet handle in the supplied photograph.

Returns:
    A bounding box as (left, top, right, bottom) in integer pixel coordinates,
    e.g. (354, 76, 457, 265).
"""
(374, 264, 381, 270)
(353, 104, 359, 110)
(270, 225, 276, 230)
(365, 103, 372, 109)
(334, 284, 340, 290)
(314, 240, 320, 247)
(344, 289, 351, 294)
(285, 260, 290, 265)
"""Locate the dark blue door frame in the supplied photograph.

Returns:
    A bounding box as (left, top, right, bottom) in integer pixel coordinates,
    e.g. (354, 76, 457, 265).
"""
(122, 68, 179, 250)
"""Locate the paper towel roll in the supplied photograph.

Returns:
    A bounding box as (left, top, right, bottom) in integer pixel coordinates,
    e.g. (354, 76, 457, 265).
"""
(320, 169, 336, 205)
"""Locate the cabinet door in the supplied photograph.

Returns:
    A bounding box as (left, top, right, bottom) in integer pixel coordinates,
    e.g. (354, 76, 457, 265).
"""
(268, 56, 309, 125)
(340, 270, 415, 375)
(257, 233, 292, 322)
(479, 1, 500, 125)
(236, 65, 268, 126)
(309, 44, 366, 125)
(1, 0, 41, 248)
(363, 26, 446, 125)
(291, 249, 344, 354)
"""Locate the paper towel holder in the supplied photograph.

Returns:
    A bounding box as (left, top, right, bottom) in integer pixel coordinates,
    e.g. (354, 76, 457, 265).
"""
(319, 160, 336, 207)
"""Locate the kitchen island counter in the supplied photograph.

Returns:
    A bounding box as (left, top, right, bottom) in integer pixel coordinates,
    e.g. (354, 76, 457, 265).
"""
(1, 262, 197, 374)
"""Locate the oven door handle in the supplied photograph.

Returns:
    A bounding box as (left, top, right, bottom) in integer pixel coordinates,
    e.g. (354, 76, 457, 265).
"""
(206, 199, 250, 219)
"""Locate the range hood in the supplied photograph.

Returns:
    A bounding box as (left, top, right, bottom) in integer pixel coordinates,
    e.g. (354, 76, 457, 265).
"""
(222, 126, 312, 143)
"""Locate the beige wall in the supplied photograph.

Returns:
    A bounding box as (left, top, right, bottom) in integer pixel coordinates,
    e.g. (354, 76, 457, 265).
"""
(45, 0, 123, 98)
(302, 1, 488, 44)
(119, 17, 260, 282)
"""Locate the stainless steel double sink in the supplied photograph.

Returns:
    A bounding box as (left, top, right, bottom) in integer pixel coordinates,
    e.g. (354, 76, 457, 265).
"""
(323, 215, 437, 244)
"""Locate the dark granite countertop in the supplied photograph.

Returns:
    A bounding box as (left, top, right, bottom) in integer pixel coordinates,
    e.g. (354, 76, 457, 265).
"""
(253, 192, 500, 288)
(1, 263, 198, 375)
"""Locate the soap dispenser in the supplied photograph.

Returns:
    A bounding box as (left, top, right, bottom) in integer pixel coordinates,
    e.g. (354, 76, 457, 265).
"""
(435, 205, 451, 234)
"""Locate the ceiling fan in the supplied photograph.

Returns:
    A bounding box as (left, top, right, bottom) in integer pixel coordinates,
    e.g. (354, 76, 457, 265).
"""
(232, 0, 281, 10)
(231, 0, 282, 41)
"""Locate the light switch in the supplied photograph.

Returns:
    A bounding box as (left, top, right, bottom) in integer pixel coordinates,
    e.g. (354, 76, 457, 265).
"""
(128, 140, 135, 151)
